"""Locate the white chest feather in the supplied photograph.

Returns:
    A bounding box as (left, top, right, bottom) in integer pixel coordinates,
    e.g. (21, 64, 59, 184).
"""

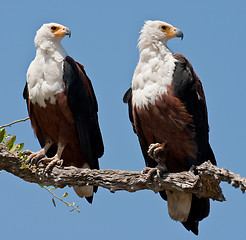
(132, 43, 177, 109)
(27, 47, 67, 107)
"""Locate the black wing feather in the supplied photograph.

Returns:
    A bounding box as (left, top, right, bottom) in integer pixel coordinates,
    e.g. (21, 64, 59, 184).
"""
(123, 88, 136, 133)
(172, 54, 216, 235)
(63, 56, 104, 170)
(172, 53, 216, 167)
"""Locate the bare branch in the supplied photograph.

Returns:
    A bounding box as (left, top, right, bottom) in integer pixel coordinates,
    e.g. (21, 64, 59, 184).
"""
(0, 144, 245, 202)
(196, 162, 246, 193)
(0, 117, 30, 129)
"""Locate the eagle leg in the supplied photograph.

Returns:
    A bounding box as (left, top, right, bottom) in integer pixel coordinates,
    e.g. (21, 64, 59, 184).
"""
(40, 142, 65, 172)
(142, 142, 169, 179)
(141, 167, 160, 178)
(141, 165, 168, 180)
(148, 142, 168, 171)
(148, 142, 167, 163)
(24, 138, 54, 165)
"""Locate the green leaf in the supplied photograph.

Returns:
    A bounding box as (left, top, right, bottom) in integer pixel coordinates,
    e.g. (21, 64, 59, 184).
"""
(38, 184, 44, 188)
(50, 187, 57, 190)
(5, 134, 11, 140)
(5, 135, 16, 150)
(9, 143, 16, 152)
(15, 143, 24, 152)
(52, 197, 56, 207)
(62, 192, 68, 198)
(20, 163, 29, 169)
(0, 129, 6, 143)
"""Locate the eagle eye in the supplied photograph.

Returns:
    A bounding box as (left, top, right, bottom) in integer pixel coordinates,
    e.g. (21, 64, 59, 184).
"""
(51, 26, 57, 30)
(161, 25, 167, 30)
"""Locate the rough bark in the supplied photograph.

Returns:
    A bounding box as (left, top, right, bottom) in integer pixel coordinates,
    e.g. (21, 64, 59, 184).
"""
(0, 143, 245, 201)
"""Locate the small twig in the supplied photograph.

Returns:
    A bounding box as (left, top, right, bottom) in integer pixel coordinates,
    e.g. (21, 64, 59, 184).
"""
(43, 186, 81, 213)
(0, 117, 30, 129)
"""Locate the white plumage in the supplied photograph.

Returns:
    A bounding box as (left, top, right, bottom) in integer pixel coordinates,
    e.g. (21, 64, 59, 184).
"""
(27, 23, 68, 107)
(132, 21, 177, 109)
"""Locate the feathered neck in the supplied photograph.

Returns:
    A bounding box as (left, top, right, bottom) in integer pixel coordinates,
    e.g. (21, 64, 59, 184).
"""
(138, 34, 173, 63)
(132, 30, 177, 109)
(35, 40, 67, 62)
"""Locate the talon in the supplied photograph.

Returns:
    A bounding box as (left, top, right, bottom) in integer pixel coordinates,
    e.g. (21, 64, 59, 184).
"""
(36, 159, 44, 167)
(43, 156, 64, 172)
(148, 142, 167, 162)
(25, 141, 65, 172)
(25, 149, 46, 165)
(24, 138, 54, 166)
(23, 150, 34, 155)
(58, 160, 64, 167)
(156, 164, 168, 177)
(141, 165, 168, 180)
(141, 167, 160, 180)
(189, 165, 196, 172)
(147, 143, 160, 157)
(42, 168, 47, 175)
(141, 167, 152, 174)
(154, 146, 165, 155)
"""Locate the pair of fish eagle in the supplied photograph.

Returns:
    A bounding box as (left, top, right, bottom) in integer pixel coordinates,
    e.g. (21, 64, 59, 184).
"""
(23, 20, 216, 235)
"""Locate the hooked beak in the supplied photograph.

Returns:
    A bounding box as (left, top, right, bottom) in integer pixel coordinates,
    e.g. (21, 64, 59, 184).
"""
(64, 27, 71, 38)
(175, 28, 184, 40)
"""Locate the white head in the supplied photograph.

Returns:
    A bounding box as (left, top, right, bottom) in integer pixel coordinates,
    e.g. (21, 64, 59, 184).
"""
(34, 22, 71, 50)
(139, 20, 183, 48)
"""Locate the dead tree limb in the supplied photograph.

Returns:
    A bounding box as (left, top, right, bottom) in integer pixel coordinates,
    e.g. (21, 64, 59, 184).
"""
(0, 143, 245, 202)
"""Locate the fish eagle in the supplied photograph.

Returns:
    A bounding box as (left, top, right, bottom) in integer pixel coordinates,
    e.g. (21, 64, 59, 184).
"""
(23, 23, 104, 203)
(123, 20, 216, 235)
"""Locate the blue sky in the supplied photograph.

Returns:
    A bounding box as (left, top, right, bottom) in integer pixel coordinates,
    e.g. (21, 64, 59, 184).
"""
(0, 0, 246, 239)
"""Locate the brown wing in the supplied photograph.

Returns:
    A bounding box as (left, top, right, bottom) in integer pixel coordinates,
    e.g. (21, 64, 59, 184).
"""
(23, 84, 57, 157)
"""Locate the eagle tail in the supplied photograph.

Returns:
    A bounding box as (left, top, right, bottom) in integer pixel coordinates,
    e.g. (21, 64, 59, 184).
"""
(181, 196, 210, 235)
(73, 185, 94, 202)
(166, 191, 192, 223)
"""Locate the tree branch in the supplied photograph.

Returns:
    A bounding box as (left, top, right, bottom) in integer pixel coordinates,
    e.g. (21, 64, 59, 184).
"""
(0, 117, 30, 129)
(0, 143, 245, 202)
